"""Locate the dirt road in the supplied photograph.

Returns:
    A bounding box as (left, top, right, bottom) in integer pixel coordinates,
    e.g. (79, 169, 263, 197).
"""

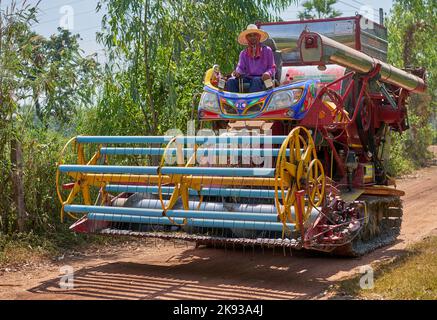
(1, 154, 436, 300)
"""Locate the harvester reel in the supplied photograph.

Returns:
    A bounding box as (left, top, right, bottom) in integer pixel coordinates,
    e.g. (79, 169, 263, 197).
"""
(158, 136, 200, 227)
(56, 137, 106, 221)
(275, 127, 320, 230)
(305, 159, 326, 218)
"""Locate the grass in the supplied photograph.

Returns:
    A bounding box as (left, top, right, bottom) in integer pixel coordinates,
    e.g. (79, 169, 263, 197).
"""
(0, 232, 54, 268)
(333, 235, 437, 300)
(0, 226, 129, 269)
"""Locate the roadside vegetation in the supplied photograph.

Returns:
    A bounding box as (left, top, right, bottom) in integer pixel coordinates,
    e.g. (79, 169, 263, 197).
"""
(0, 0, 296, 266)
(385, 0, 436, 175)
(333, 235, 437, 299)
(0, 0, 435, 267)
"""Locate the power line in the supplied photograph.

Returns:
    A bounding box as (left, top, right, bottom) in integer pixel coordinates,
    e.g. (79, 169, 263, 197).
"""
(38, 0, 91, 14)
(337, 0, 362, 12)
(350, 0, 382, 15)
(351, 0, 366, 7)
(75, 24, 101, 34)
(34, 8, 96, 26)
(281, 1, 380, 19)
(337, 0, 380, 19)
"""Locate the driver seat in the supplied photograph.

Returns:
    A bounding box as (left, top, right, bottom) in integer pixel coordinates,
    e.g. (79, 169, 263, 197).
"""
(263, 37, 283, 86)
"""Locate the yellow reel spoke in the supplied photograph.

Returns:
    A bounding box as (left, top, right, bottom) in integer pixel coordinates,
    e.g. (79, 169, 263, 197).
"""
(57, 137, 106, 222)
(306, 159, 326, 208)
(284, 161, 296, 178)
(158, 136, 193, 227)
(275, 126, 321, 230)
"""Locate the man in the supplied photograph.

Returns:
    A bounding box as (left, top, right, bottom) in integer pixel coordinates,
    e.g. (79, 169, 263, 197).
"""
(226, 24, 276, 93)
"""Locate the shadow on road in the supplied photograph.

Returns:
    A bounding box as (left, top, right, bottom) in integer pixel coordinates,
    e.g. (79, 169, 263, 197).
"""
(27, 241, 406, 300)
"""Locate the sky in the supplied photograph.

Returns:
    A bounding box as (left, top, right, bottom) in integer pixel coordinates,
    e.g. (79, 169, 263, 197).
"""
(0, 0, 395, 63)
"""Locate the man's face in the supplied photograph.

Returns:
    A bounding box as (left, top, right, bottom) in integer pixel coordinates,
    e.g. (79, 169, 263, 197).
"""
(246, 32, 260, 45)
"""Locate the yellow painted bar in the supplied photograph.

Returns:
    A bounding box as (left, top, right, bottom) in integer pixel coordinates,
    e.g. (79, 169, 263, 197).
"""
(66, 172, 279, 188)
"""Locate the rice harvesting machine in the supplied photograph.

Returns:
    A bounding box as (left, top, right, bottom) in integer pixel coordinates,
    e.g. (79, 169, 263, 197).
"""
(56, 16, 426, 256)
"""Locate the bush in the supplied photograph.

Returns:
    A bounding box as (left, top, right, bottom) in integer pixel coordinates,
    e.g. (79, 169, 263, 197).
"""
(387, 131, 415, 176)
(20, 128, 66, 232)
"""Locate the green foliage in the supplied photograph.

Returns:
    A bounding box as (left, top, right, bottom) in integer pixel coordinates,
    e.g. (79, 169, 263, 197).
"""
(386, 0, 436, 176)
(0, 1, 39, 234)
(298, 0, 342, 20)
(387, 118, 434, 177)
(387, 99, 434, 176)
(76, 75, 147, 136)
(29, 28, 101, 127)
(92, 0, 297, 135)
(386, 132, 414, 176)
(21, 128, 66, 231)
(0, 1, 100, 234)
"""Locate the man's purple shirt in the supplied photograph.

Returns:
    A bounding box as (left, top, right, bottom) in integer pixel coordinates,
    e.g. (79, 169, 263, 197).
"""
(235, 45, 276, 78)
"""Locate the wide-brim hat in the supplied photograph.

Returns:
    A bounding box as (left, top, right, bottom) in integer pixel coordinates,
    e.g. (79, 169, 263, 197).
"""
(238, 24, 269, 45)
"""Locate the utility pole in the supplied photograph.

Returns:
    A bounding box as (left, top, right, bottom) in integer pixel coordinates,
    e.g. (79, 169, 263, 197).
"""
(379, 8, 384, 26)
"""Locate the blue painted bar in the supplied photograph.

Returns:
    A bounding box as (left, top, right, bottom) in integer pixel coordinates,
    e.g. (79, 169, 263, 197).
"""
(60, 165, 275, 177)
(197, 187, 277, 198)
(104, 185, 278, 198)
(87, 213, 294, 232)
(59, 165, 159, 175)
(160, 167, 275, 177)
(64, 205, 279, 222)
(65, 205, 162, 217)
(76, 136, 173, 144)
(105, 185, 175, 194)
(176, 136, 287, 144)
(75, 135, 287, 145)
(100, 147, 289, 157)
(100, 147, 167, 156)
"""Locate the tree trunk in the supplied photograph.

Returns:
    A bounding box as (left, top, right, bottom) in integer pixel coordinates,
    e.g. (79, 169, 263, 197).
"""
(143, 0, 158, 135)
(10, 139, 26, 232)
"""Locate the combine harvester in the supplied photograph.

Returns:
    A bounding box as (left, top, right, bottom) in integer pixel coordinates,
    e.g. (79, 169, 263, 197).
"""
(56, 16, 426, 256)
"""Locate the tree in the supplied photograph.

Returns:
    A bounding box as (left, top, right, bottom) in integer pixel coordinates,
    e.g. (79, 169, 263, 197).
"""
(0, 1, 101, 233)
(92, 0, 297, 137)
(0, 0, 39, 232)
(27, 28, 101, 127)
(298, 0, 341, 20)
(386, 0, 436, 173)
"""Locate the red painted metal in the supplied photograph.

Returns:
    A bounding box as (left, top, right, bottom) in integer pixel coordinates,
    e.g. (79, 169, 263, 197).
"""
(62, 183, 75, 190)
(356, 15, 362, 51)
(69, 216, 110, 233)
(294, 190, 306, 244)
